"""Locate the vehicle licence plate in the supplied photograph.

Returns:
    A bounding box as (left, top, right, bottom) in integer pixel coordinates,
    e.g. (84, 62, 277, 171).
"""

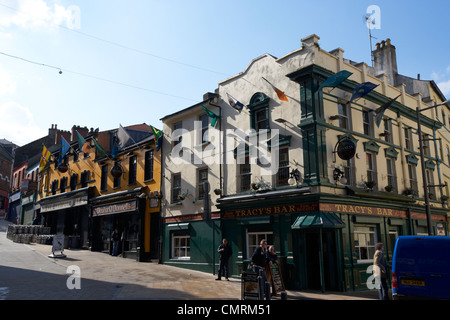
(401, 279, 425, 286)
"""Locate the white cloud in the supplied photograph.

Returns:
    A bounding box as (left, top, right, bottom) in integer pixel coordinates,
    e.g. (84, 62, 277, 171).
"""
(0, 101, 47, 146)
(0, 68, 16, 95)
(0, 0, 80, 30)
(431, 65, 450, 98)
(437, 79, 450, 97)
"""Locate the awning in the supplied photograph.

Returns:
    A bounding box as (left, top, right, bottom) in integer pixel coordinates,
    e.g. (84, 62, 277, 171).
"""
(291, 212, 345, 229)
(39, 187, 92, 213)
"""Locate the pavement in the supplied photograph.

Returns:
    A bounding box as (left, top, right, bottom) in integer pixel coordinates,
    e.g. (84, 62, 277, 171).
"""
(0, 219, 379, 301)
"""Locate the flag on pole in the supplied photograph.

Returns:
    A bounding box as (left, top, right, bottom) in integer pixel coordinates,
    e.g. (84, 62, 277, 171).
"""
(150, 125, 163, 152)
(201, 105, 220, 128)
(93, 139, 107, 158)
(58, 137, 71, 166)
(117, 125, 133, 149)
(350, 82, 378, 104)
(262, 77, 289, 102)
(318, 70, 353, 91)
(76, 131, 91, 154)
(374, 94, 401, 127)
(39, 145, 51, 172)
(226, 93, 244, 112)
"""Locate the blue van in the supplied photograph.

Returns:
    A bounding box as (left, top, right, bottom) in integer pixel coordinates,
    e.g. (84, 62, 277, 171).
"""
(392, 236, 450, 300)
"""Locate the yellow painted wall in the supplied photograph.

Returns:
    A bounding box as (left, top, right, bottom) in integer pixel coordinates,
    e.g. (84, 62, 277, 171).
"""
(38, 137, 162, 253)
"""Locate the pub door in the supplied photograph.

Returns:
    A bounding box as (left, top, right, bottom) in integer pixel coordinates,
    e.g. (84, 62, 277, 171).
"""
(304, 230, 340, 292)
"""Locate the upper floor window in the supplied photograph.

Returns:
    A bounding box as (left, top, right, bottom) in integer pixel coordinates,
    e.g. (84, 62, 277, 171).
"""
(404, 127, 413, 150)
(422, 133, 431, 157)
(383, 118, 392, 143)
(171, 174, 181, 203)
(238, 156, 251, 192)
(144, 150, 154, 181)
(173, 121, 182, 147)
(113, 161, 121, 188)
(199, 113, 209, 144)
(60, 177, 67, 193)
(80, 170, 89, 188)
(129, 155, 137, 185)
(362, 110, 372, 136)
(197, 168, 208, 200)
(338, 103, 350, 129)
(277, 148, 290, 187)
(248, 92, 271, 132)
(70, 173, 78, 191)
(101, 164, 108, 191)
(366, 152, 377, 184)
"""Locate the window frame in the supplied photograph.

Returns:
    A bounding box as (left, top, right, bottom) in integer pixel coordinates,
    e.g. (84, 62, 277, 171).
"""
(353, 225, 378, 263)
(171, 233, 190, 260)
(171, 173, 182, 204)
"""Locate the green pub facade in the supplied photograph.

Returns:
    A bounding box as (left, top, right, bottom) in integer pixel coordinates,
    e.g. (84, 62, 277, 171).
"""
(160, 35, 449, 292)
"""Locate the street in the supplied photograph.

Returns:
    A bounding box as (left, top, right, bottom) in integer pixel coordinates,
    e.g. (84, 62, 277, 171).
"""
(0, 220, 244, 300)
(0, 220, 378, 301)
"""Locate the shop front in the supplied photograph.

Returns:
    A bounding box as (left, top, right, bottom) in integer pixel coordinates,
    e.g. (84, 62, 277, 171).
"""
(39, 187, 93, 249)
(217, 191, 448, 292)
(90, 188, 150, 261)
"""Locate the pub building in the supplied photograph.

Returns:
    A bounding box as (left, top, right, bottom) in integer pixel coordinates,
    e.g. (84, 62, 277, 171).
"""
(37, 124, 162, 261)
(217, 193, 447, 292)
(160, 34, 449, 293)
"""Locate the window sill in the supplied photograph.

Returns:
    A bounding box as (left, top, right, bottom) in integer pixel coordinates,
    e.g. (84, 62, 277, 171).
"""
(168, 202, 183, 207)
(194, 141, 210, 149)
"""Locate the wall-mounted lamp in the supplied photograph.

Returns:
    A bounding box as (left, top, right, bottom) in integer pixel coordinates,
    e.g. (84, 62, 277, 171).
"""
(329, 115, 345, 121)
(275, 118, 288, 124)
(333, 168, 347, 185)
(288, 169, 302, 186)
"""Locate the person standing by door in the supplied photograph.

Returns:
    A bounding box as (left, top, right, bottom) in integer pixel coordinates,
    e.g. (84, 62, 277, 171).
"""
(112, 228, 121, 256)
(373, 242, 390, 300)
(216, 238, 232, 281)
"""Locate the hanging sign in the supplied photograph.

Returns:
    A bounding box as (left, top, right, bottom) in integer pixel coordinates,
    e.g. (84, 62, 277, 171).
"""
(336, 137, 356, 160)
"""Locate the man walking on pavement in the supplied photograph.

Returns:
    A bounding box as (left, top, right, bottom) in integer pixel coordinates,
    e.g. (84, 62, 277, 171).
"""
(251, 239, 268, 283)
(373, 242, 390, 300)
(216, 238, 232, 281)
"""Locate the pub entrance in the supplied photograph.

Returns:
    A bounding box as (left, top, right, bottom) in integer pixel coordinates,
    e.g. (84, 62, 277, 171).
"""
(292, 211, 345, 292)
(304, 230, 340, 291)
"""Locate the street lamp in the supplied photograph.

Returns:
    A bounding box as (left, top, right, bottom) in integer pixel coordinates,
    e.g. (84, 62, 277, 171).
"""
(416, 99, 450, 235)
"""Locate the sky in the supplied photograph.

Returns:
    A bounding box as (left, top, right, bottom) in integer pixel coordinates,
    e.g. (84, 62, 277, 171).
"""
(0, 0, 449, 146)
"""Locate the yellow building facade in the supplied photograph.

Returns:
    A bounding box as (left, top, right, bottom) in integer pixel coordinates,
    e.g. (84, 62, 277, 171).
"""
(37, 124, 162, 261)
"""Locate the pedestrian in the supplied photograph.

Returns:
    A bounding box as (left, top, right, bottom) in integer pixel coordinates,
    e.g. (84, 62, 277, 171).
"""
(267, 245, 278, 264)
(216, 238, 232, 281)
(251, 239, 268, 282)
(373, 242, 390, 300)
(112, 228, 121, 256)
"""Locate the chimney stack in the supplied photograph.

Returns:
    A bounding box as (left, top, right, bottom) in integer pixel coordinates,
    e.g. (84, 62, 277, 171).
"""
(373, 38, 398, 86)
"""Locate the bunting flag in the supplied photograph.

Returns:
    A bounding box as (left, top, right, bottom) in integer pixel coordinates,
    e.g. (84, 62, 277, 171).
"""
(76, 131, 91, 154)
(93, 139, 107, 158)
(150, 125, 163, 152)
(262, 77, 289, 102)
(350, 82, 378, 104)
(374, 94, 401, 127)
(318, 70, 352, 91)
(39, 145, 51, 172)
(58, 137, 71, 166)
(201, 105, 220, 128)
(226, 93, 244, 112)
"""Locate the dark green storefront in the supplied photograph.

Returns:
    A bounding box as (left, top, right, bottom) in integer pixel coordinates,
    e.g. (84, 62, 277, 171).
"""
(161, 188, 447, 292)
